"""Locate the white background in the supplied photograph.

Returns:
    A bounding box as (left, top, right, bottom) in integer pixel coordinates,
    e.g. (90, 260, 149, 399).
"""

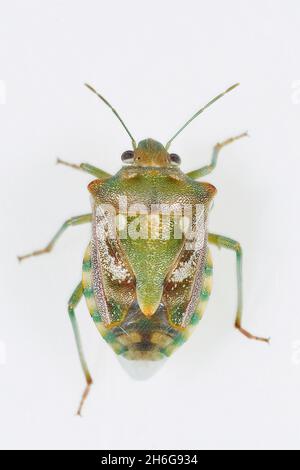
(0, 0, 300, 451)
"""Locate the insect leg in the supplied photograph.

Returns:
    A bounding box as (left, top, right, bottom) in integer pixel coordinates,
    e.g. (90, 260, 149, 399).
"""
(208, 233, 269, 343)
(186, 132, 248, 179)
(68, 282, 93, 416)
(57, 158, 111, 179)
(18, 214, 92, 261)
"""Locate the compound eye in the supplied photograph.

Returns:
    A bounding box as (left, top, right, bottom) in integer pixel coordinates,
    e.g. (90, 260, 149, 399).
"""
(121, 150, 134, 164)
(169, 153, 181, 166)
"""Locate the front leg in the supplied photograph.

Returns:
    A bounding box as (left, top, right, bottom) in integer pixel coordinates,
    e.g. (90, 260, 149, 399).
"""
(208, 233, 269, 343)
(18, 214, 92, 261)
(57, 158, 111, 179)
(187, 132, 248, 180)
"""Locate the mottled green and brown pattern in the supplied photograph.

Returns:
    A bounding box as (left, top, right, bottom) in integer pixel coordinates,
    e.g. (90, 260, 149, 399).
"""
(83, 243, 213, 360)
(19, 83, 268, 415)
(81, 139, 216, 360)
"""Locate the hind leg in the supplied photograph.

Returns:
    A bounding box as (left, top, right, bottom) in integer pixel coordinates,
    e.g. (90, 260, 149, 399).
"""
(68, 282, 93, 416)
(208, 233, 269, 343)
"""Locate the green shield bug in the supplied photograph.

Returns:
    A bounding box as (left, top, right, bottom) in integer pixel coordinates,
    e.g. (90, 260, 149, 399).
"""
(19, 82, 269, 415)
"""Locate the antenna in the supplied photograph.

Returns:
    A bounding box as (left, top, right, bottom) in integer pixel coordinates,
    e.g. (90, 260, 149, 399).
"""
(165, 83, 240, 150)
(85, 83, 137, 149)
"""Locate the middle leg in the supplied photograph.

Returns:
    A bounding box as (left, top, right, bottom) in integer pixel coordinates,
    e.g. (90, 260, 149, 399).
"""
(18, 213, 92, 261)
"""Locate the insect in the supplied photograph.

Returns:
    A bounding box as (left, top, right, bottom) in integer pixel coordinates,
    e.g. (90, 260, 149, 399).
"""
(19, 82, 269, 415)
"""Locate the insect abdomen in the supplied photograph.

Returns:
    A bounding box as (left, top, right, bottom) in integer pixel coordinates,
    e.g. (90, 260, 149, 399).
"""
(82, 244, 213, 361)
